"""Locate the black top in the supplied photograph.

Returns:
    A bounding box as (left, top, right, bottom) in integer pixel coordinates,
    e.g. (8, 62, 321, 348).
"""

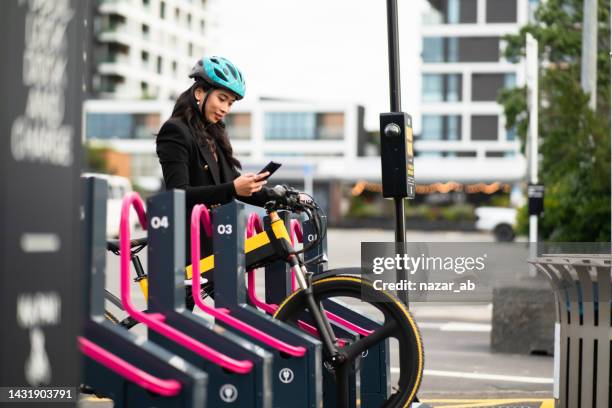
(156, 117, 272, 265)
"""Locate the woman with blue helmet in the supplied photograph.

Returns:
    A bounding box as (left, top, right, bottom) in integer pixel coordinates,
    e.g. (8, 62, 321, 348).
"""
(156, 56, 273, 306)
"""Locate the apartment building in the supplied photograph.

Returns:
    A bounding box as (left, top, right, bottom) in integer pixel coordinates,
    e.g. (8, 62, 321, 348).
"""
(417, 0, 533, 185)
(91, 0, 210, 99)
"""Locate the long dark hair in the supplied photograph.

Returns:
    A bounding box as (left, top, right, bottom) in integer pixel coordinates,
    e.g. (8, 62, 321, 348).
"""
(170, 81, 241, 170)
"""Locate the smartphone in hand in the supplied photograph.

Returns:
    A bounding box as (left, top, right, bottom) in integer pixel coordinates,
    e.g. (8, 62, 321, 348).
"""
(257, 161, 282, 180)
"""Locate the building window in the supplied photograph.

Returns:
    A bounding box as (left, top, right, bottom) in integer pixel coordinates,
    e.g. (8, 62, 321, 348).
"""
(472, 73, 515, 101)
(171, 61, 177, 75)
(141, 24, 149, 39)
(141, 82, 149, 97)
(421, 115, 462, 140)
(156, 56, 163, 74)
(486, 0, 517, 23)
(416, 151, 444, 158)
(141, 50, 149, 66)
(98, 75, 123, 93)
(85, 113, 161, 140)
(457, 37, 499, 62)
(423, 0, 477, 24)
(422, 73, 462, 102)
(264, 112, 316, 140)
(175, 8, 180, 22)
(200, 19, 205, 34)
(471, 115, 498, 140)
(188, 43, 194, 57)
(160, 1, 165, 19)
(142, 0, 150, 6)
(225, 113, 251, 140)
(187, 13, 192, 27)
(422, 37, 445, 62)
(423, 37, 499, 62)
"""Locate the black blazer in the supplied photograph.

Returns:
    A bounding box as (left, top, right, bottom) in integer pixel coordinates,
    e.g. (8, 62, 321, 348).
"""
(156, 117, 272, 264)
(156, 117, 271, 209)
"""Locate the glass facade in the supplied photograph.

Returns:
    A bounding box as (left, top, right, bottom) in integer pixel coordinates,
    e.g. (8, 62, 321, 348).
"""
(423, 37, 499, 63)
(264, 112, 344, 140)
(471, 115, 499, 141)
(486, 0, 517, 23)
(264, 112, 316, 140)
(421, 115, 462, 140)
(472, 73, 516, 101)
(86, 112, 160, 139)
(422, 37, 445, 63)
(423, 0, 477, 24)
(422, 73, 462, 102)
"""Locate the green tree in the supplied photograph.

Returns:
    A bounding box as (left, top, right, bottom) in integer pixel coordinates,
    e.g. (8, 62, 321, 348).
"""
(84, 143, 111, 174)
(499, 0, 611, 241)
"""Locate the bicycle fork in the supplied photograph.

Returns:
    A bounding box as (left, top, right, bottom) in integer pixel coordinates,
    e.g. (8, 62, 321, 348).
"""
(288, 255, 352, 408)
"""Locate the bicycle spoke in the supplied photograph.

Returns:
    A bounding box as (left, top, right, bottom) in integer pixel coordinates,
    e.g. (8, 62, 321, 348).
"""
(345, 319, 397, 361)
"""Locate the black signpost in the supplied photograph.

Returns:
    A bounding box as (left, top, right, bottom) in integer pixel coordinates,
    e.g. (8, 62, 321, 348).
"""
(380, 0, 416, 308)
(380, 2, 424, 405)
(0, 0, 86, 403)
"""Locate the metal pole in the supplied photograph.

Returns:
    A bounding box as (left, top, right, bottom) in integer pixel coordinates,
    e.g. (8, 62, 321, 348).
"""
(581, 0, 599, 110)
(385, 0, 406, 244)
(526, 33, 539, 275)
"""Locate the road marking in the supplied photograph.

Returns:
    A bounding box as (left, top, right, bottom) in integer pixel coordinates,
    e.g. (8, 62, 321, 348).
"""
(20, 233, 61, 253)
(390, 368, 553, 384)
(420, 399, 553, 408)
(440, 322, 491, 332)
(417, 322, 491, 332)
(82, 396, 113, 402)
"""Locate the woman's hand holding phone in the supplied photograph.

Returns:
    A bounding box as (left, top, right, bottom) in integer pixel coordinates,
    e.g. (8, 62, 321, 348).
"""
(234, 172, 269, 196)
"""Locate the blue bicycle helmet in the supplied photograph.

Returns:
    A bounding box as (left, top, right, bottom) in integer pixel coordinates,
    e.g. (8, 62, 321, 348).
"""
(189, 56, 246, 100)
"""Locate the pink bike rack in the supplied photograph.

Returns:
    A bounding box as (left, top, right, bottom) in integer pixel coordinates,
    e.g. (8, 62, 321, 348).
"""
(190, 204, 306, 357)
(119, 193, 253, 374)
(79, 336, 181, 397)
(246, 213, 372, 338)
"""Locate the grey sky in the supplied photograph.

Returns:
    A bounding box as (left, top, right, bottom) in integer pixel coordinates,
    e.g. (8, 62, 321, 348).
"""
(208, 0, 423, 131)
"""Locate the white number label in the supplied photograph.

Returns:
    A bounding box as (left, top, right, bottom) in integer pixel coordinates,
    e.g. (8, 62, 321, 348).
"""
(150, 216, 169, 229)
(217, 224, 233, 235)
(307, 234, 316, 242)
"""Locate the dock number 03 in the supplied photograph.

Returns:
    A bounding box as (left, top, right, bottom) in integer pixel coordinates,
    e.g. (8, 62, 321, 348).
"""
(217, 224, 233, 235)
(150, 216, 169, 229)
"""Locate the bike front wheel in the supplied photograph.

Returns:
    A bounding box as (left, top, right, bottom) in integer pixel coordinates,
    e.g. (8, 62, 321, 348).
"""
(273, 274, 423, 408)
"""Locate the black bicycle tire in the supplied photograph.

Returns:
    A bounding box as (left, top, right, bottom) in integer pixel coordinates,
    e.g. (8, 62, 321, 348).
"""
(273, 275, 423, 408)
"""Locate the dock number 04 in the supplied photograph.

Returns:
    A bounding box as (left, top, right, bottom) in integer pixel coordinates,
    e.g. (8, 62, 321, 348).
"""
(150, 216, 169, 229)
(217, 224, 233, 235)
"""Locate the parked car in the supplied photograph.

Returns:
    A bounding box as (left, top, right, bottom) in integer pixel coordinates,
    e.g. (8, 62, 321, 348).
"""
(475, 207, 517, 242)
(82, 173, 140, 237)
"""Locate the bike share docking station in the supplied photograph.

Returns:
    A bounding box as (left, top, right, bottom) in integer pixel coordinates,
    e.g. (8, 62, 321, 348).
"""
(262, 212, 385, 407)
(136, 189, 279, 408)
(81, 177, 207, 408)
(301, 219, 391, 408)
(146, 190, 323, 408)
